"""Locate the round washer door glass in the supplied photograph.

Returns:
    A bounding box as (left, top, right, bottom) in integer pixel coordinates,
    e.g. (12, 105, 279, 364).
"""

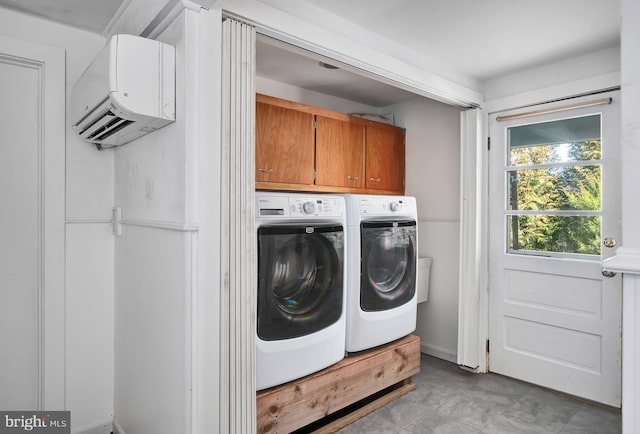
(360, 220, 416, 311)
(257, 224, 344, 341)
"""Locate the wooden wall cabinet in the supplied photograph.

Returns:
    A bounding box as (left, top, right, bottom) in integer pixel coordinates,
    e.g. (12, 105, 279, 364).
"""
(315, 115, 365, 189)
(255, 101, 315, 185)
(365, 124, 405, 192)
(256, 93, 405, 195)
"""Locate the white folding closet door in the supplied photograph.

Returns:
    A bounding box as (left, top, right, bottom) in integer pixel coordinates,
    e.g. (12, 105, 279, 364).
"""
(220, 18, 257, 434)
(457, 108, 487, 372)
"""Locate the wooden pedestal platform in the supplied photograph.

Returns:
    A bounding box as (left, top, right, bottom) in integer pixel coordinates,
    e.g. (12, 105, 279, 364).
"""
(256, 334, 421, 433)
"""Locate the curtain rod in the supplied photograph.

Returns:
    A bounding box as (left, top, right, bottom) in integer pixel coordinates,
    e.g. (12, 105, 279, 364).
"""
(496, 97, 612, 122)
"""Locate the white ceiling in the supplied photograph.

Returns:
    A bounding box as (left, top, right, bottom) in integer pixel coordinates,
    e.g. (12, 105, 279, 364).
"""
(0, 0, 621, 107)
(258, 0, 619, 107)
(256, 36, 421, 107)
(0, 0, 124, 34)
(292, 0, 621, 85)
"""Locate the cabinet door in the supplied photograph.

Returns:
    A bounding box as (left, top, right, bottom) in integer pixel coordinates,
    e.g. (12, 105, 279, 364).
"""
(256, 101, 315, 185)
(315, 115, 365, 188)
(365, 125, 405, 192)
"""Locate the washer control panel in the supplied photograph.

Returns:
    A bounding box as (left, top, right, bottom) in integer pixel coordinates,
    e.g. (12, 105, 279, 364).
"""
(359, 197, 417, 215)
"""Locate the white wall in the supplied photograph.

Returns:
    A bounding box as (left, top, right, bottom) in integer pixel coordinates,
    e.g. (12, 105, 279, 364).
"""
(483, 46, 620, 112)
(111, 6, 222, 434)
(484, 46, 619, 101)
(256, 75, 382, 114)
(620, 0, 640, 431)
(114, 226, 188, 434)
(621, 2, 640, 248)
(113, 11, 193, 434)
(0, 7, 113, 433)
(388, 97, 463, 362)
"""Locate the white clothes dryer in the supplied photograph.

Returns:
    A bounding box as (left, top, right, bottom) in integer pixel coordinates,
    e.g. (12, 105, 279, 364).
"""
(255, 192, 346, 390)
(344, 194, 418, 352)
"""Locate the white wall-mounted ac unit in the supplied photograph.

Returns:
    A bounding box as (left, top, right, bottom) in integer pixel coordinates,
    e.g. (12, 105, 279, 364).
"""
(71, 34, 175, 149)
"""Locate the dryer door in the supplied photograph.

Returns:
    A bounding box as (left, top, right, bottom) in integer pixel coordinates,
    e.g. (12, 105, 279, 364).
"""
(360, 220, 417, 311)
(257, 224, 344, 340)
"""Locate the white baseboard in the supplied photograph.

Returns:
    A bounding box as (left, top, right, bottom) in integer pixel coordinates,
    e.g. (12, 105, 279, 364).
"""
(71, 417, 113, 434)
(112, 419, 125, 434)
(420, 342, 457, 363)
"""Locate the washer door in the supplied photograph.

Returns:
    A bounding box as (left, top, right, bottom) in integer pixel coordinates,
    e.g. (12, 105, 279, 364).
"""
(360, 220, 416, 311)
(257, 224, 344, 340)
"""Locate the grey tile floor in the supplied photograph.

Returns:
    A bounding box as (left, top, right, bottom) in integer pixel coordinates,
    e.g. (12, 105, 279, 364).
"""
(338, 354, 621, 434)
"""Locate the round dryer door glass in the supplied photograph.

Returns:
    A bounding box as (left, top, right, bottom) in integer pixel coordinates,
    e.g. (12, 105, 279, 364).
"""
(272, 236, 332, 315)
(360, 220, 417, 311)
(257, 225, 344, 341)
(367, 240, 408, 293)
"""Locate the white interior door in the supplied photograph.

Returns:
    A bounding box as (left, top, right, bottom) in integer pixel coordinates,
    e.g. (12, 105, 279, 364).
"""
(0, 35, 65, 409)
(488, 92, 621, 406)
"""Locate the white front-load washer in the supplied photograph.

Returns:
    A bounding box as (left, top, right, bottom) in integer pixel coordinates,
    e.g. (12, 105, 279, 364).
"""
(255, 192, 346, 390)
(344, 194, 418, 352)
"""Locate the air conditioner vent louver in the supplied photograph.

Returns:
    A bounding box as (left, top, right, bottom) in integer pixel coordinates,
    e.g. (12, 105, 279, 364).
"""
(77, 108, 134, 142)
(85, 111, 121, 139)
(92, 117, 135, 141)
(70, 34, 175, 149)
(74, 97, 111, 136)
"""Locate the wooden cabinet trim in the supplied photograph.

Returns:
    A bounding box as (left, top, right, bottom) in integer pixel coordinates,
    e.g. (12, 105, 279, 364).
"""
(257, 93, 405, 131)
(255, 182, 403, 196)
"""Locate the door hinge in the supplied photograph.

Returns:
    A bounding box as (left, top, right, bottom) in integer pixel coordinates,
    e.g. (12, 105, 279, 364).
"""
(313, 119, 317, 129)
(312, 169, 316, 180)
(487, 137, 491, 151)
(486, 339, 490, 353)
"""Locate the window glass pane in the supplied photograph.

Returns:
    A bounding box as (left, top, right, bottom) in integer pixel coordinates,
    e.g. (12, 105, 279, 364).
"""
(505, 114, 603, 258)
(508, 165, 601, 211)
(508, 114, 601, 159)
(509, 140, 601, 166)
(508, 215, 601, 256)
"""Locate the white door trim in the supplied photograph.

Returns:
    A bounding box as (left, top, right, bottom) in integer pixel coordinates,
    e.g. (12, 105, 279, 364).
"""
(602, 254, 640, 433)
(0, 35, 66, 409)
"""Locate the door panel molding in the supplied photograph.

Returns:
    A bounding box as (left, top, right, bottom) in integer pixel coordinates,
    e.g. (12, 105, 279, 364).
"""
(0, 35, 66, 409)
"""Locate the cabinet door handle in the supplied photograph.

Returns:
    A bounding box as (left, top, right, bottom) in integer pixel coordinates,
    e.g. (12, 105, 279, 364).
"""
(369, 177, 381, 182)
(347, 176, 359, 181)
(258, 168, 273, 173)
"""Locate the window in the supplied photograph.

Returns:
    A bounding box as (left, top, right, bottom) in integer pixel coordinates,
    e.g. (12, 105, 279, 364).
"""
(506, 114, 602, 258)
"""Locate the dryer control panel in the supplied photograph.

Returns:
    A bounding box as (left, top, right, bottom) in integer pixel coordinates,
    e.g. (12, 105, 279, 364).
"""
(256, 194, 345, 218)
(290, 197, 344, 217)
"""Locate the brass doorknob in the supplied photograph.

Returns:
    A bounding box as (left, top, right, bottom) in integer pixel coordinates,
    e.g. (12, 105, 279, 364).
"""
(603, 237, 616, 248)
